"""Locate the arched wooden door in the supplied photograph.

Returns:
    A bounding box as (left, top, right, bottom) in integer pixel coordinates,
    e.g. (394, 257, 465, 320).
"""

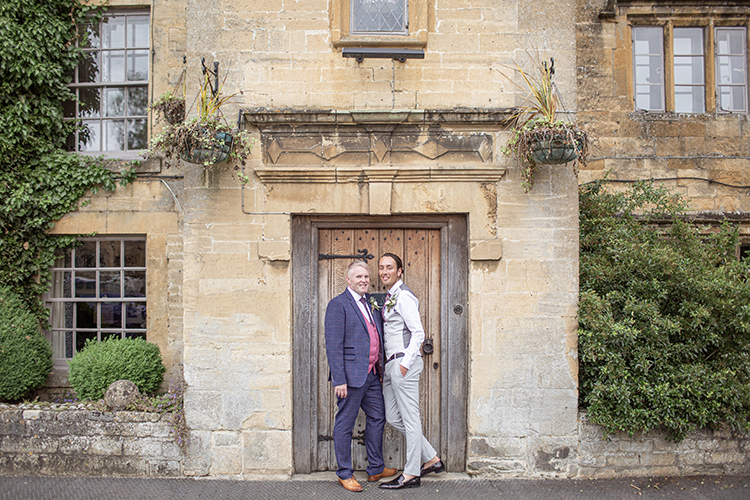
(316, 228, 442, 471)
(292, 215, 468, 474)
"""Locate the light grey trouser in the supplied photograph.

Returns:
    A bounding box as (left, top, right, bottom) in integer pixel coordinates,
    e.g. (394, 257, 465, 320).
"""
(382, 357, 437, 477)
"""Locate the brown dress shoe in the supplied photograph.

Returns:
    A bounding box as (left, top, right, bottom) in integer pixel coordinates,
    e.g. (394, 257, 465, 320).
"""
(338, 476, 363, 492)
(368, 466, 398, 482)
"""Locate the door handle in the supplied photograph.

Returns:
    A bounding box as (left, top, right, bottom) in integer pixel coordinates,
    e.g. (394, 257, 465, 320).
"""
(422, 338, 434, 356)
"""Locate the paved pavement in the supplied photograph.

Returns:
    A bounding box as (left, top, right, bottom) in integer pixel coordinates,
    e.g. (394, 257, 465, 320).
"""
(1, 473, 749, 500)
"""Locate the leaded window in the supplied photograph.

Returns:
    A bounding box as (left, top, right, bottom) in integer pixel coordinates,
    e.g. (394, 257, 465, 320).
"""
(351, 0, 408, 35)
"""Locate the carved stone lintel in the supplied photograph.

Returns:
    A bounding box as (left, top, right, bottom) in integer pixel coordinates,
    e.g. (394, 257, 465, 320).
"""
(243, 108, 513, 176)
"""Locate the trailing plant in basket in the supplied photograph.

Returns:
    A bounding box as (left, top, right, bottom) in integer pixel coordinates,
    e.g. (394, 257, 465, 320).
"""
(501, 55, 588, 192)
(148, 69, 252, 168)
(149, 90, 185, 125)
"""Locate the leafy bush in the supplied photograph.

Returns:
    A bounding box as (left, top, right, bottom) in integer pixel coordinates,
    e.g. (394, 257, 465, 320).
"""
(579, 181, 750, 441)
(0, 285, 53, 401)
(68, 337, 166, 401)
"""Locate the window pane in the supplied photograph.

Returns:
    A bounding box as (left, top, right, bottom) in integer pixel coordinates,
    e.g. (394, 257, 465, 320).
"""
(128, 16, 150, 47)
(51, 330, 73, 359)
(128, 86, 148, 115)
(75, 241, 97, 267)
(76, 302, 97, 329)
(104, 120, 125, 151)
(674, 56, 704, 85)
(54, 247, 72, 268)
(75, 271, 97, 298)
(127, 50, 148, 81)
(51, 271, 72, 299)
(716, 28, 747, 113)
(674, 28, 703, 55)
(717, 55, 745, 85)
(79, 121, 101, 151)
(101, 302, 123, 328)
(717, 28, 745, 55)
(675, 86, 705, 113)
(102, 16, 125, 49)
(124, 271, 146, 297)
(634, 27, 662, 54)
(79, 23, 100, 49)
(126, 302, 147, 329)
(49, 302, 74, 329)
(103, 88, 125, 117)
(125, 331, 147, 340)
(352, 0, 406, 34)
(79, 88, 101, 118)
(100, 240, 121, 267)
(100, 271, 121, 298)
(103, 51, 125, 83)
(633, 27, 664, 111)
(124, 240, 146, 267)
(635, 55, 663, 85)
(128, 119, 148, 150)
(76, 331, 97, 353)
(78, 51, 100, 83)
(63, 98, 76, 118)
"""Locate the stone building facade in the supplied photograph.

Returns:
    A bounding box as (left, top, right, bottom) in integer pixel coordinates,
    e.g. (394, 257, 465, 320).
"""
(50, 0, 579, 478)
(577, 0, 750, 241)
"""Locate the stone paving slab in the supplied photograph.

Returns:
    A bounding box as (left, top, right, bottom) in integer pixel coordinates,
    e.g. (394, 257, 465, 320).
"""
(1, 474, 749, 500)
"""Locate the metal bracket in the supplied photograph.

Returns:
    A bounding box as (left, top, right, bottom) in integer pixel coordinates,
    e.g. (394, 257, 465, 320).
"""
(318, 248, 374, 260)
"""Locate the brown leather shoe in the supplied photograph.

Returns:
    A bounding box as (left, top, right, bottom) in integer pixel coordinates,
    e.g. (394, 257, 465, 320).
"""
(338, 476, 363, 492)
(368, 466, 398, 482)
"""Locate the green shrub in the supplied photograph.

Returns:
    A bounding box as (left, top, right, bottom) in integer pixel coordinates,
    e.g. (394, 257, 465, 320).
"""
(579, 181, 750, 441)
(68, 337, 166, 400)
(0, 285, 53, 401)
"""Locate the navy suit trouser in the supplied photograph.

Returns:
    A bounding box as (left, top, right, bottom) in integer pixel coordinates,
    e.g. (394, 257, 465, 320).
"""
(333, 369, 386, 479)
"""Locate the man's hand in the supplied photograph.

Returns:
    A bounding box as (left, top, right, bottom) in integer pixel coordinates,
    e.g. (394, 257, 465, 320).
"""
(400, 365, 408, 377)
(334, 384, 348, 398)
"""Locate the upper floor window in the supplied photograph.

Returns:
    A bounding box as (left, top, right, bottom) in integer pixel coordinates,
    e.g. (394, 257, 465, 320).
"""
(65, 12, 150, 155)
(632, 25, 747, 114)
(351, 0, 407, 35)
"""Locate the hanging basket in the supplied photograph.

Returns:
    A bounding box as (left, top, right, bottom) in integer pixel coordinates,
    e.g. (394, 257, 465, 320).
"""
(530, 133, 582, 165)
(181, 130, 234, 165)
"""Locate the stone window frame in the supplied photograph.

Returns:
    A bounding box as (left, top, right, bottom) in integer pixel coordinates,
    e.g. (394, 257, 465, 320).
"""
(44, 236, 147, 370)
(65, 9, 151, 158)
(331, 0, 428, 48)
(628, 14, 750, 114)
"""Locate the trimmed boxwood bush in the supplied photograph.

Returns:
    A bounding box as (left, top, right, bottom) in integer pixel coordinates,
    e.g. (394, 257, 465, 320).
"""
(0, 285, 53, 401)
(68, 336, 166, 401)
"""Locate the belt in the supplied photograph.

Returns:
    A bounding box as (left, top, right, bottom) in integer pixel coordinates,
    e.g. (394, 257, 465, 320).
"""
(386, 352, 404, 364)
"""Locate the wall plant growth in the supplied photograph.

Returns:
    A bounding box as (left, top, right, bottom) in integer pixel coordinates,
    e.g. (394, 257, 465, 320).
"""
(578, 181, 750, 441)
(0, 0, 134, 320)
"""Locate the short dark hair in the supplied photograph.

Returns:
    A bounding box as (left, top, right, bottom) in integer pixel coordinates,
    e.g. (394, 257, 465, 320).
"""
(380, 252, 403, 273)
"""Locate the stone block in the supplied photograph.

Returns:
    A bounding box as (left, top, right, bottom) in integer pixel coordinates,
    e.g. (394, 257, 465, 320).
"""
(242, 429, 292, 473)
(470, 239, 503, 261)
(258, 240, 290, 261)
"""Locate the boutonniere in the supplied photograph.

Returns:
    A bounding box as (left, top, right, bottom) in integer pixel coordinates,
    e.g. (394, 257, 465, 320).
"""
(368, 296, 381, 312)
(384, 292, 398, 313)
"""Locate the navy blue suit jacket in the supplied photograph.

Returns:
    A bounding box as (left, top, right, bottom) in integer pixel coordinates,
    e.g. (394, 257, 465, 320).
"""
(324, 289, 384, 389)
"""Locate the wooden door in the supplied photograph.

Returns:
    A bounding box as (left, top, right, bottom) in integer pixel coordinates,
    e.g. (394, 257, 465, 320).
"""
(292, 215, 468, 474)
(316, 228, 442, 471)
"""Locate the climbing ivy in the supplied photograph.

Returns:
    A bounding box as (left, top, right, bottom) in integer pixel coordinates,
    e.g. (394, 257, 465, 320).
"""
(0, 0, 135, 320)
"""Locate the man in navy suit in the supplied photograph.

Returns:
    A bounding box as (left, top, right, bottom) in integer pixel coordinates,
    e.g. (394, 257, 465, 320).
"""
(325, 260, 397, 492)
